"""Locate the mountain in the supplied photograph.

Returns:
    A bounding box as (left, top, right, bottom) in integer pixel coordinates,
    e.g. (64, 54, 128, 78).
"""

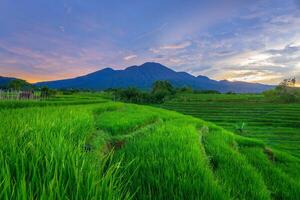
(0, 76, 15, 87)
(36, 62, 274, 93)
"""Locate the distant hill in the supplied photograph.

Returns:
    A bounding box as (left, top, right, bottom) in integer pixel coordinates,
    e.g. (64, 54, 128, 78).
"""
(36, 62, 274, 93)
(0, 76, 15, 88)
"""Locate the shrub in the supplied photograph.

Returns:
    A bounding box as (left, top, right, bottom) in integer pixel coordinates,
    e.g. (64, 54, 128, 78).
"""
(263, 77, 299, 103)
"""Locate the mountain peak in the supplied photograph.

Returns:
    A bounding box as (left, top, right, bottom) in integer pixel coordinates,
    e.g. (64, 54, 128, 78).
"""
(124, 62, 174, 74)
(35, 62, 274, 93)
(141, 62, 165, 67)
(84, 67, 115, 78)
(197, 75, 211, 81)
(102, 67, 114, 71)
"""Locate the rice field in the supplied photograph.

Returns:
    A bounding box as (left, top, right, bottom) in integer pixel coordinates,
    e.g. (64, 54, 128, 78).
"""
(159, 93, 300, 158)
(1, 93, 300, 199)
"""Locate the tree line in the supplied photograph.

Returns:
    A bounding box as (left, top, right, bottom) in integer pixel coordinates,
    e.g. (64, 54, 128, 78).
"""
(3, 77, 298, 103)
(0, 79, 57, 98)
(106, 81, 175, 104)
(106, 80, 220, 104)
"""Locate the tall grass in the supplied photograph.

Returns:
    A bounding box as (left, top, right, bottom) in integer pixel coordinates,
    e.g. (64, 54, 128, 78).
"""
(202, 126, 271, 199)
(2, 94, 300, 199)
(240, 147, 300, 199)
(113, 121, 226, 200)
(92, 102, 300, 200)
(95, 105, 159, 135)
(159, 93, 300, 157)
(0, 105, 130, 199)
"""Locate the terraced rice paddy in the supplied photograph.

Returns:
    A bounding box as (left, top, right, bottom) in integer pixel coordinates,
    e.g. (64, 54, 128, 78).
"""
(1, 93, 300, 199)
(159, 94, 300, 158)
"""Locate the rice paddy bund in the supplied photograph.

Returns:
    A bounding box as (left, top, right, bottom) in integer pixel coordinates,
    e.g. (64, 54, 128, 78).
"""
(159, 94, 300, 158)
(1, 93, 300, 199)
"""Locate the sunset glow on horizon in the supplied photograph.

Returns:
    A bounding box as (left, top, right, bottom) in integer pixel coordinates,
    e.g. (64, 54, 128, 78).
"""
(1, 0, 300, 84)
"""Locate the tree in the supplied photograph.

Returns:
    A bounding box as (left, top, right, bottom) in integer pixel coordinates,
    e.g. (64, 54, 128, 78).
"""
(276, 77, 297, 103)
(177, 86, 193, 93)
(8, 79, 31, 90)
(41, 86, 57, 98)
(152, 80, 174, 94)
(264, 77, 299, 103)
(151, 81, 175, 103)
(119, 87, 141, 103)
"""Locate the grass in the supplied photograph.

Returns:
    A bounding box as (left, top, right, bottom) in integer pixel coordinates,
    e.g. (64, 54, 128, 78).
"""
(240, 147, 300, 199)
(159, 93, 300, 158)
(0, 92, 108, 110)
(1, 93, 300, 199)
(202, 127, 270, 199)
(95, 105, 159, 135)
(0, 103, 131, 199)
(112, 119, 226, 200)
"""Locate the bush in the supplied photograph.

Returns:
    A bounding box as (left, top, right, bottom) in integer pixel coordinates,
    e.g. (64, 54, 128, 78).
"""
(111, 81, 176, 104)
(41, 87, 57, 98)
(263, 78, 299, 103)
(193, 90, 221, 94)
(8, 79, 32, 90)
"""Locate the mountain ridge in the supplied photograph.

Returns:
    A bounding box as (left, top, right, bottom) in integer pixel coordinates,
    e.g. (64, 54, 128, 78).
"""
(33, 62, 274, 93)
(0, 76, 16, 87)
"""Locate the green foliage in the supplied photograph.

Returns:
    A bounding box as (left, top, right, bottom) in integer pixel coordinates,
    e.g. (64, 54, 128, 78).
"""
(193, 89, 221, 94)
(240, 147, 300, 199)
(226, 91, 236, 94)
(92, 101, 300, 199)
(234, 122, 247, 134)
(0, 104, 131, 199)
(263, 77, 299, 103)
(151, 80, 174, 94)
(40, 86, 57, 98)
(203, 129, 271, 199)
(60, 89, 81, 95)
(110, 88, 151, 104)
(1, 93, 300, 199)
(115, 122, 226, 200)
(151, 80, 175, 103)
(95, 105, 158, 135)
(8, 79, 32, 90)
(176, 86, 193, 93)
(159, 93, 300, 157)
(111, 81, 176, 104)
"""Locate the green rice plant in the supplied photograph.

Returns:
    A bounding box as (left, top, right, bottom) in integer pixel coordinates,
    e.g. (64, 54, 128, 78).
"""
(2, 93, 300, 199)
(160, 93, 300, 158)
(95, 105, 159, 135)
(234, 122, 247, 134)
(270, 149, 300, 181)
(113, 120, 227, 200)
(240, 147, 300, 199)
(0, 105, 131, 199)
(202, 127, 271, 200)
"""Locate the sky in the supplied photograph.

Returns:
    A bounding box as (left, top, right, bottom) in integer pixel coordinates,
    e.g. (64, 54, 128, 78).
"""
(0, 0, 300, 84)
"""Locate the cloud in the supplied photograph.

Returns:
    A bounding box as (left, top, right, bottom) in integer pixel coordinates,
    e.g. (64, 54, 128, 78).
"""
(265, 44, 300, 56)
(1, 0, 300, 85)
(0, 28, 128, 82)
(160, 41, 192, 50)
(210, 43, 300, 84)
(226, 70, 282, 83)
(123, 54, 138, 61)
(135, 23, 168, 41)
(149, 48, 160, 54)
(59, 26, 65, 32)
